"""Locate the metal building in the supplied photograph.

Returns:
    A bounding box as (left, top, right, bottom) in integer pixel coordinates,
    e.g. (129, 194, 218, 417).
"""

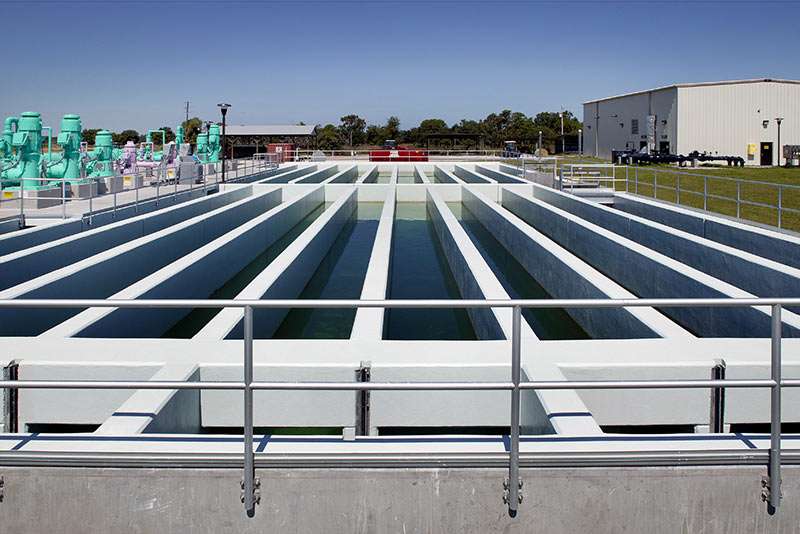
(582, 78, 800, 165)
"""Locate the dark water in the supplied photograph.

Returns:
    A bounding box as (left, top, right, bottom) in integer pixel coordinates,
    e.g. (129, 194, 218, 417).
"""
(272, 203, 381, 338)
(385, 203, 476, 340)
(449, 203, 589, 340)
(162, 203, 329, 338)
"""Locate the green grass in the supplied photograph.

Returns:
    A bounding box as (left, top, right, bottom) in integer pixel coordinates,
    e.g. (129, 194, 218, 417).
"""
(556, 156, 800, 232)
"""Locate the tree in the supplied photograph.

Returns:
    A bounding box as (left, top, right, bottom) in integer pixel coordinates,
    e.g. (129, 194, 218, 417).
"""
(383, 116, 400, 141)
(158, 126, 176, 144)
(365, 124, 383, 146)
(533, 111, 582, 135)
(181, 117, 204, 145)
(113, 129, 140, 145)
(338, 114, 366, 147)
(82, 129, 100, 146)
(317, 124, 343, 150)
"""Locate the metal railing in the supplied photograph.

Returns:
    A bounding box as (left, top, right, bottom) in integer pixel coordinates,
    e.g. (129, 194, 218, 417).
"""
(622, 167, 800, 230)
(0, 296, 797, 516)
(0, 154, 280, 230)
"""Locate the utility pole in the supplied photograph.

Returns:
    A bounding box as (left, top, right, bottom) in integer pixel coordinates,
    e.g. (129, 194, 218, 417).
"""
(185, 101, 190, 127)
(560, 105, 565, 154)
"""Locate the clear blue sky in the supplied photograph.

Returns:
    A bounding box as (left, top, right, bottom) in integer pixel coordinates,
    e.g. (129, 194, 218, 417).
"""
(2, 0, 798, 133)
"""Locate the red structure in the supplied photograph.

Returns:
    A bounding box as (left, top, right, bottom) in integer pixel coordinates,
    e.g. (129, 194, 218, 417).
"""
(266, 143, 295, 162)
(369, 150, 428, 162)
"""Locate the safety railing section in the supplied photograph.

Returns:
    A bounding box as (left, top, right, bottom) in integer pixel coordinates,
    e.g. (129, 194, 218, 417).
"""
(622, 167, 800, 231)
(0, 154, 280, 229)
(558, 163, 625, 193)
(0, 296, 797, 517)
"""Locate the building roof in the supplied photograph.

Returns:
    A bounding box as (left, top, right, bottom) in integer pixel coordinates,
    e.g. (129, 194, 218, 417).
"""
(582, 78, 800, 105)
(223, 125, 317, 136)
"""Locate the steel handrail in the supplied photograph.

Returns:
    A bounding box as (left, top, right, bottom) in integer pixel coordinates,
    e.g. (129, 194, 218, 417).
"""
(0, 296, 795, 515)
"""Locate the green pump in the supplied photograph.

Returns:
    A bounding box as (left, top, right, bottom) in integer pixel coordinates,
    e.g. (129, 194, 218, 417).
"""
(88, 130, 116, 177)
(1, 112, 44, 189)
(195, 133, 209, 163)
(43, 114, 84, 182)
(207, 124, 221, 163)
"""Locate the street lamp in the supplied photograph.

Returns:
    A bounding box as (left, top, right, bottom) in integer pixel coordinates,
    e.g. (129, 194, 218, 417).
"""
(578, 129, 583, 164)
(538, 131, 542, 156)
(776, 117, 784, 166)
(218, 103, 231, 182)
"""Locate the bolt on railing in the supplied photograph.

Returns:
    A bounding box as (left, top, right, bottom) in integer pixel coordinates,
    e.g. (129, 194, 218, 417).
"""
(0, 296, 796, 516)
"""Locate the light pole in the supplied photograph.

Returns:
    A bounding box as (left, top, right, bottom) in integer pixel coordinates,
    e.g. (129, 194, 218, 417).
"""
(560, 105, 565, 154)
(538, 131, 542, 156)
(776, 117, 784, 166)
(218, 103, 231, 182)
(578, 129, 583, 164)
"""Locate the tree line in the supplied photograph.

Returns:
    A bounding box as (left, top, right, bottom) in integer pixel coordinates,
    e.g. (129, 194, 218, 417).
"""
(317, 110, 582, 151)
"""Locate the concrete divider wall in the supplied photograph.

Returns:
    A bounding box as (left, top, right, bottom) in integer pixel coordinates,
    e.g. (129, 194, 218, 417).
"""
(195, 189, 357, 340)
(425, 189, 506, 340)
(350, 187, 395, 340)
(51, 188, 325, 339)
(235, 164, 297, 184)
(463, 188, 672, 339)
(433, 166, 459, 184)
(473, 164, 526, 184)
(0, 186, 220, 257)
(355, 164, 379, 184)
(257, 164, 317, 184)
(326, 165, 359, 184)
(0, 219, 83, 256)
(94, 364, 201, 435)
(614, 193, 800, 269)
(294, 165, 339, 184)
(79, 186, 214, 229)
(532, 185, 800, 309)
(0, 189, 282, 336)
(502, 189, 800, 338)
(454, 165, 492, 184)
(414, 166, 431, 184)
(0, 187, 254, 291)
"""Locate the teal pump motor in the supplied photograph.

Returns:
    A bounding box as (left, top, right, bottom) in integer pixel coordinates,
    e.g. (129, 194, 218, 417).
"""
(88, 130, 116, 177)
(1, 117, 18, 164)
(195, 133, 209, 163)
(207, 124, 221, 163)
(176, 125, 185, 146)
(1, 112, 44, 189)
(44, 114, 84, 182)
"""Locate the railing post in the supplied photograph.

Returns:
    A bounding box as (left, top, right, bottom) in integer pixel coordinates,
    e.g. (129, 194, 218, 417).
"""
(242, 305, 257, 516)
(766, 304, 782, 509)
(737, 181, 741, 218)
(704, 176, 708, 211)
(677, 174, 681, 205)
(506, 305, 522, 515)
(61, 178, 66, 220)
(156, 170, 160, 207)
(19, 174, 25, 229)
(778, 186, 782, 229)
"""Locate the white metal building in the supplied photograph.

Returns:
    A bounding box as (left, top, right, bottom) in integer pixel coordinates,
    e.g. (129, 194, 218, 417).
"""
(582, 78, 800, 165)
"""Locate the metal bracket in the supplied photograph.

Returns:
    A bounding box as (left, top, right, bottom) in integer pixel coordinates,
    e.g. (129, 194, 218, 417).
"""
(761, 476, 782, 503)
(240, 477, 261, 505)
(502, 477, 523, 504)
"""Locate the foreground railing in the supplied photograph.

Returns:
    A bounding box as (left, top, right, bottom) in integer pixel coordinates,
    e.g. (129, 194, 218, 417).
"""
(0, 297, 797, 516)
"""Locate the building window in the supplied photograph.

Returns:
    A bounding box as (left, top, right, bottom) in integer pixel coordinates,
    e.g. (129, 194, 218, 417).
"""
(631, 119, 639, 135)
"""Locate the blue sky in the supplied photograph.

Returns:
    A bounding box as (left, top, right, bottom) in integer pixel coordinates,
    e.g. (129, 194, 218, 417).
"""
(1, 0, 798, 132)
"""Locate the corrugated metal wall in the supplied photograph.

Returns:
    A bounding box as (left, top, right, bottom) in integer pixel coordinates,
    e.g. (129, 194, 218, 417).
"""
(677, 81, 800, 164)
(582, 89, 677, 160)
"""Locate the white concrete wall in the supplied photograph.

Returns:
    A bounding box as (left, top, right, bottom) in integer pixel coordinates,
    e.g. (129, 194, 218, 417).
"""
(0, 189, 281, 336)
(502, 189, 800, 338)
(0, 187, 254, 291)
(43, 188, 326, 339)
